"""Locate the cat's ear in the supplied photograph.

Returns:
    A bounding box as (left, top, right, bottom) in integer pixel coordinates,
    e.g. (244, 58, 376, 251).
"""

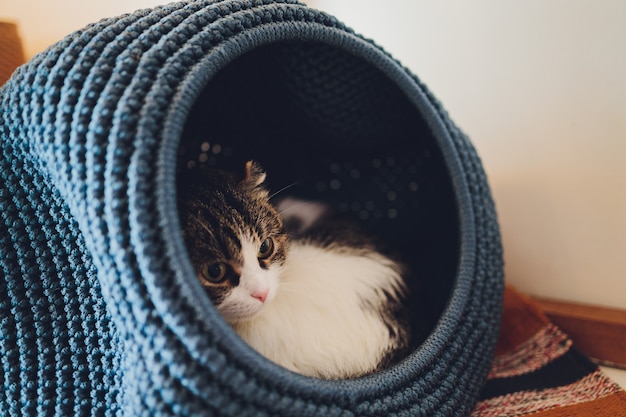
(243, 160, 267, 188)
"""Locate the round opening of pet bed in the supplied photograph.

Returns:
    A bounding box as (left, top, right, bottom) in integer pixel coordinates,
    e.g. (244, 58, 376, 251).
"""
(175, 40, 461, 374)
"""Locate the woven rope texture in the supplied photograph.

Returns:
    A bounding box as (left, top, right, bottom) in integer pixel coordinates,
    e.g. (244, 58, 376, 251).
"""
(0, 1, 504, 416)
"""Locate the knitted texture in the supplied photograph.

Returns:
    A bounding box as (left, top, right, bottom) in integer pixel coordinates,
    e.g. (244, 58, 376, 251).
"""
(0, 1, 504, 416)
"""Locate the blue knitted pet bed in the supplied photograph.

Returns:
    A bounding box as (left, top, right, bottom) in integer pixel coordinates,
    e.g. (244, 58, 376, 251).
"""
(0, 1, 504, 416)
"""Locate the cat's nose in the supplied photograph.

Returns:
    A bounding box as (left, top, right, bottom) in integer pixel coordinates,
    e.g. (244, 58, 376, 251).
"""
(251, 288, 269, 303)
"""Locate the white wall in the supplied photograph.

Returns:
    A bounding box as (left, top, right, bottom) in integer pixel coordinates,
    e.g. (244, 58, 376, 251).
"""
(0, 0, 165, 58)
(309, 0, 626, 310)
(2, 0, 625, 309)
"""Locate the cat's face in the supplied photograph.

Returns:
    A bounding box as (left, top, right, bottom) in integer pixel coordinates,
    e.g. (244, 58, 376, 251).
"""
(177, 161, 287, 323)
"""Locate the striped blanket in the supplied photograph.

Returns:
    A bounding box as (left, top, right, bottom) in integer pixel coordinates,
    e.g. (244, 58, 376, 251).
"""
(474, 287, 626, 416)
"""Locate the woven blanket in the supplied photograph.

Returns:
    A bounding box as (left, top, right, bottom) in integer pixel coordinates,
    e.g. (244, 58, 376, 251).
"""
(473, 287, 626, 417)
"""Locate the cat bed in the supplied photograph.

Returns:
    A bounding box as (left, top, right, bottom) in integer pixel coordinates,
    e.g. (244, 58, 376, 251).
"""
(0, 1, 504, 416)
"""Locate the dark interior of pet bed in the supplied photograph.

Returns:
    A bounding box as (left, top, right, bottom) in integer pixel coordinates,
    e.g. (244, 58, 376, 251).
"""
(177, 41, 459, 351)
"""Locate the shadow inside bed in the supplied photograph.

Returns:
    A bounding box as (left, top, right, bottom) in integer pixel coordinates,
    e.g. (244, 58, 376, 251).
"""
(177, 41, 460, 360)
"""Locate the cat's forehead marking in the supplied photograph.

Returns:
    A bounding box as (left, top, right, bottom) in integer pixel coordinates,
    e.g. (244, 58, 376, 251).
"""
(239, 231, 260, 268)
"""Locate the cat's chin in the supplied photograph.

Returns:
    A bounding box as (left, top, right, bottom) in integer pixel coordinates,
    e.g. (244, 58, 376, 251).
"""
(218, 303, 267, 324)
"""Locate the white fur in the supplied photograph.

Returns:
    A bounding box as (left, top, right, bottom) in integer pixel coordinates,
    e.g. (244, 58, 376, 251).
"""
(275, 197, 329, 234)
(232, 242, 406, 379)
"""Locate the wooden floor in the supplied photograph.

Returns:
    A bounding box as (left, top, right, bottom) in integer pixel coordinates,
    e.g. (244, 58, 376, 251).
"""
(533, 296, 626, 369)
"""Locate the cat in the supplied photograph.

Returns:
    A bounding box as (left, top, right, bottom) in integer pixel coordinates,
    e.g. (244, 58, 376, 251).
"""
(177, 161, 410, 379)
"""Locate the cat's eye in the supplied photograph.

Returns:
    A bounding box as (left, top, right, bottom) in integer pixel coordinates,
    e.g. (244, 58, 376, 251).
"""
(201, 262, 228, 283)
(258, 237, 275, 259)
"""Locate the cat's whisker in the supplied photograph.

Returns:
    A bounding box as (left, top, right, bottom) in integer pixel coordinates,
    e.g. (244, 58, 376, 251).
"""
(277, 199, 319, 217)
(276, 283, 291, 289)
(274, 283, 302, 295)
(269, 181, 303, 200)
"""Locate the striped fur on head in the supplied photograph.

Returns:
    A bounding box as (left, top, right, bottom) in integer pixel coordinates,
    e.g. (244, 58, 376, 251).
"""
(177, 161, 287, 323)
